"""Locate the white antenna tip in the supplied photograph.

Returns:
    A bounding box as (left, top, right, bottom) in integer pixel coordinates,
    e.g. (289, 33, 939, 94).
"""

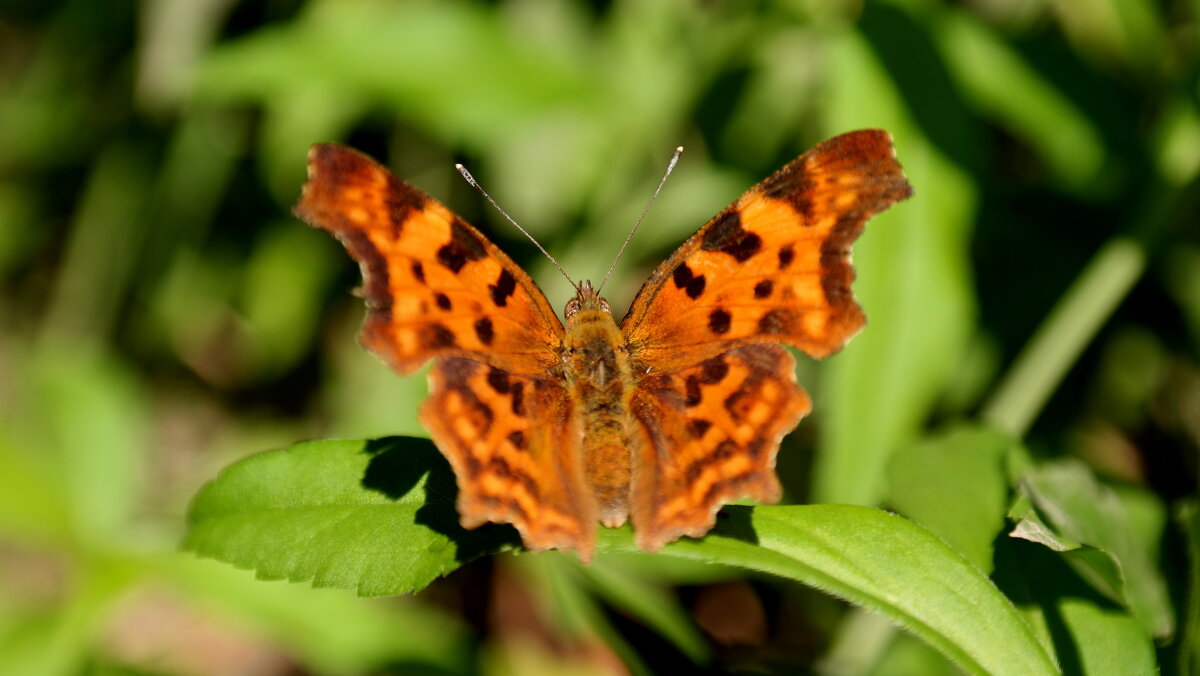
(675, 146, 684, 153)
(455, 163, 478, 188)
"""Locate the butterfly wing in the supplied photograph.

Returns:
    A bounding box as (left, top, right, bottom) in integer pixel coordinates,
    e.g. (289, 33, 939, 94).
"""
(295, 144, 563, 375)
(421, 358, 597, 561)
(297, 145, 599, 556)
(628, 344, 810, 550)
(621, 130, 912, 548)
(620, 129, 913, 372)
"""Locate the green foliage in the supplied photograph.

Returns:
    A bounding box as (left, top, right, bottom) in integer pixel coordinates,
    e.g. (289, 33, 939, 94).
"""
(185, 437, 518, 595)
(2, 0, 1199, 673)
(186, 437, 1057, 675)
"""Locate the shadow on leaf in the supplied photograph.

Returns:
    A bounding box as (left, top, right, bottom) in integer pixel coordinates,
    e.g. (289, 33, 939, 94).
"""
(709, 505, 761, 545)
(361, 436, 520, 563)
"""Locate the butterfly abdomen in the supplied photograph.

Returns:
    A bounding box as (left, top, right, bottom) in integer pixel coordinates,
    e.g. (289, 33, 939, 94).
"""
(563, 305, 636, 528)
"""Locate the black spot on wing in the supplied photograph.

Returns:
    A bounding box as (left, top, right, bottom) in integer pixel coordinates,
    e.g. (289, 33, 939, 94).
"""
(778, 245, 795, 270)
(486, 367, 510, 393)
(753, 280, 774, 299)
(411, 261, 426, 284)
(437, 218, 487, 273)
(698, 357, 728, 384)
(724, 389, 751, 422)
(489, 269, 517, 307)
(701, 210, 761, 262)
(510, 381, 525, 417)
(421, 323, 457, 349)
(474, 317, 495, 345)
(708, 309, 731, 335)
(385, 189, 426, 237)
(672, 263, 707, 299)
(688, 418, 712, 439)
(684, 375, 702, 407)
(434, 292, 452, 310)
(762, 169, 817, 224)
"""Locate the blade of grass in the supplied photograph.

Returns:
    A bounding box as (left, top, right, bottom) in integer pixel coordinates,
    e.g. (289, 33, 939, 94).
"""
(981, 237, 1144, 437)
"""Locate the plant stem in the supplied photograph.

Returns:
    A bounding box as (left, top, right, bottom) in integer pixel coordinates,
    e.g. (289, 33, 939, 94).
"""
(981, 238, 1145, 437)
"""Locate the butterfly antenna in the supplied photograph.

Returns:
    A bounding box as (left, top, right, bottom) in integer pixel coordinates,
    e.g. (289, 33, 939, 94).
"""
(455, 163, 577, 289)
(596, 146, 683, 295)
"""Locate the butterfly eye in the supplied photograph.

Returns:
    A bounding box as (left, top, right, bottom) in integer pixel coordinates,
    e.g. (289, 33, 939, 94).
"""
(565, 298, 580, 318)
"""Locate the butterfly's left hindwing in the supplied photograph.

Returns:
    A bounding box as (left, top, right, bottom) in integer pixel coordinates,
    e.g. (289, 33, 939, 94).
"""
(295, 144, 563, 375)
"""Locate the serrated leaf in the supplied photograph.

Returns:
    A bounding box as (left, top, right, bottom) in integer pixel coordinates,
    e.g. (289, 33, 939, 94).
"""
(189, 439, 1055, 674)
(183, 437, 517, 596)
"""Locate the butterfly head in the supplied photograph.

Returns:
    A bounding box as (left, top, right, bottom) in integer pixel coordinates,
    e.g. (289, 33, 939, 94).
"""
(564, 280, 612, 320)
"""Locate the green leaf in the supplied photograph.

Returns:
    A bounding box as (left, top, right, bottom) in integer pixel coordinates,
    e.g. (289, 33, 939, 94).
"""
(30, 346, 148, 544)
(1057, 596, 1157, 675)
(164, 556, 470, 674)
(1016, 460, 1173, 638)
(935, 11, 1105, 189)
(617, 505, 1058, 676)
(183, 437, 517, 596)
(886, 425, 1013, 573)
(190, 438, 1054, 673)
(240, 224, 340, 380)
(994, 539, 1157, 676)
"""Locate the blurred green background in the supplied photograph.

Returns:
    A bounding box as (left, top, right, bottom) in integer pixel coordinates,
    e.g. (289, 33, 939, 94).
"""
(2, 0, 1199, 673)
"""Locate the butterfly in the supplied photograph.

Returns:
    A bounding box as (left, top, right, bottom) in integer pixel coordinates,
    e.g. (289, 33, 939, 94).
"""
(294, 130, 912, 562)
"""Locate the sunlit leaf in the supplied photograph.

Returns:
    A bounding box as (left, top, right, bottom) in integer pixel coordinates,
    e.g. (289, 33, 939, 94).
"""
(190, 439, 1055, 674)
(641, 505, 1058, 676)
(184, 437, 518, 596)
(887, 425, 1014, 573)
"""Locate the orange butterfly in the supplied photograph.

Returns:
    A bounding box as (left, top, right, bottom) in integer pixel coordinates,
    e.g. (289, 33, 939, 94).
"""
(294, 130, 912, 562)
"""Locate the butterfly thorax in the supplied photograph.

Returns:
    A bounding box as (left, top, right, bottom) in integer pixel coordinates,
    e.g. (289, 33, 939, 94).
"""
(561, 281, 634, 527)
